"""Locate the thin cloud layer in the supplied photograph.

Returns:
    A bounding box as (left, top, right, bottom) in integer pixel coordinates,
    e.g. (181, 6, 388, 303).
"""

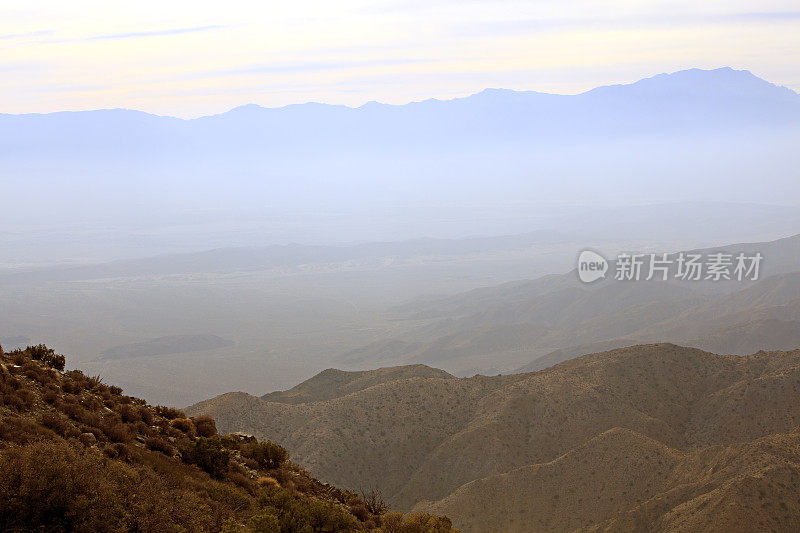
(0, 1, 798, 116)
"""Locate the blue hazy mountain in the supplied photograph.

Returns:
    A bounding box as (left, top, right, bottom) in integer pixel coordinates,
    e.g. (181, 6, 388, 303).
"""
(1, 67, 799, 236)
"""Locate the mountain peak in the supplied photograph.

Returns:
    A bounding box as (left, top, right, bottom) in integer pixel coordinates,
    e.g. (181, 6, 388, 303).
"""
(228, 103, 266, 113)
(585, 67, 798, 99)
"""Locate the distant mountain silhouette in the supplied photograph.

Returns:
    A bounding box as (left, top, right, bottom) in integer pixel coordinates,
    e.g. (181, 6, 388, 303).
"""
(3, 67, 799, 221)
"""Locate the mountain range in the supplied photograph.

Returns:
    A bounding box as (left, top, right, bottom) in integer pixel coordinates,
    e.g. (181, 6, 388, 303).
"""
(187, 343, 800, 532)
(3, 67, 799, 240)
(331, 233, 800, 375)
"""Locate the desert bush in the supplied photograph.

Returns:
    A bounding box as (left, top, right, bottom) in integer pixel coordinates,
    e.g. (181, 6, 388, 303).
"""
(192, 415, 218, 437)
(0, 392, 26, 411)
(247, 511, 281, 532)
(350, 503, 370, 522)
(0, 440, 131, 531)
(227, 470, 257, 493)
(0, 440, 221, 532)
(100, 416, 132, 443)
(78, 409, 103, 429)
(22, 361, 53, 384)
(155, 405, 186, 420)
(61, 375, 83, 394)
(145, 436, 176, 456)
(139, 406, 154, 425)
(182, 437, 231, 479)
(381, 512, 456, 533)
(40, 412, 71, 436)
(117, 404, 142, 424)
(307, 500, 360, 532)
(240, 440, 289, 470)
(361, 488, 388, 515)
(16, 344, 66, 371)
(0, 416, 48, 444)
(15, 388, 35, 410)
(42, 388, 59, 404)
(171, 418, 197, 437)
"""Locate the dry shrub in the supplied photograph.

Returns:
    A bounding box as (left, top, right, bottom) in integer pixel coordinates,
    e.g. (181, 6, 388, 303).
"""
(380, 512, 456, 533)
(101, 417, 132, 443)
(257, 476, 279, 487)
(42, 388, 59, 404)
(79, 432, 97, 446)
(192, 415, 218, 437)
(117, 404, 141, 424)
(350, 503, 370, 522)
(58, 401, 84, 420)
(170, 418, 197, 438)
(138, 406, 154, 425)
(17, 344, 66, 371)
(181, 437, 230, 479)
(155, 405, 185, 420)
(40, 412, 71, 436)
(240, 440, 289, 470)
(226, 470, 256, 493)
(0, 417, 48, 445)
(15, 389, 35, 410)
(78, 409, 103, 429)
(0, 440, 216, 532)
(145, 436, 176, 456)
(22, 362, 53, 385)
(360, 488, 389, 515)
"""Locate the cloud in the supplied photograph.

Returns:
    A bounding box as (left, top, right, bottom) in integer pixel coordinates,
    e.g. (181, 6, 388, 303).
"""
(0, 30, 53, 40)
(726, 11, 800, 21)
(178, 57, 449, 81)
(456, 10, 800, 38)
(85, 25, 225, 40)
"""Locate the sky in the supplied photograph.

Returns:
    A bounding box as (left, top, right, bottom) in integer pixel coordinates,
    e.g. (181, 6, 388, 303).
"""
(1, 0, 799, 117)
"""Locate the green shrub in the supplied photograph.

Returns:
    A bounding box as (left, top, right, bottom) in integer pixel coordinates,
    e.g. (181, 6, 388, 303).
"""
(248, 511, 281, 532)
(182, 437, 230, 479)
(240, 440, 289, 470)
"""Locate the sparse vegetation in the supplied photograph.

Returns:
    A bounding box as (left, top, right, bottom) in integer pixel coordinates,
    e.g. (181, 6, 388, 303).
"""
(0, 344, 460, 532)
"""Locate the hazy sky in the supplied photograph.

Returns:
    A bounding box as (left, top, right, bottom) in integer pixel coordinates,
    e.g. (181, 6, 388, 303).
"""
(2, 1, 799, 117)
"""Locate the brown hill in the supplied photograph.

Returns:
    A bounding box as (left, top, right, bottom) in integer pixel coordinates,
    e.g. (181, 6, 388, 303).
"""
(0, 345, 457, 533)
(189, 343, 800, 531)
(416, 429, 800, 533)
(347, 236, 800, 375)
(261, 364, 454, 404)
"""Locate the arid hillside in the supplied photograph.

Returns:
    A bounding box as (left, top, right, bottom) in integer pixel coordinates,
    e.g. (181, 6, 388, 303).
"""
(189, 344, 800, 532)
(0, 344, 457, 532)
(262, 364, 454, 404)
(343, 235, 800, 375)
